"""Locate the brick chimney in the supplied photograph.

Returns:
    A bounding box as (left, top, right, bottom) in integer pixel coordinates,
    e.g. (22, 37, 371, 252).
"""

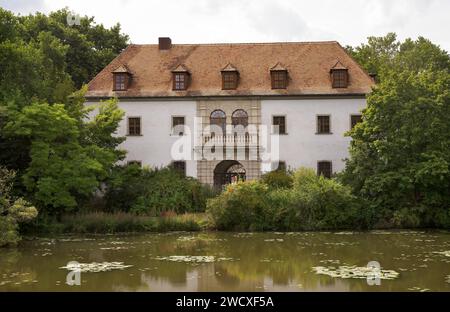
(158, 37, 172, 50)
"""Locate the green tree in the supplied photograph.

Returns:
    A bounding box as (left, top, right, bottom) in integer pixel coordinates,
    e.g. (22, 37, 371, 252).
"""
(346, 33, 450, 82)
(2, 98, 124, 217)
(20, 8, 129, 88)
(341, 37, 450, 227)
(0, 166, 38, 247)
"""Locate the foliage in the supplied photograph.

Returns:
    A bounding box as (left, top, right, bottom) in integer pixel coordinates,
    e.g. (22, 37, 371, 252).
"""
(12, 7, 129, 89)
(0, 6, 128, 175)
(26, 212, 206, 234)
(346, 33, 450, 82)
(103, 165, 215, 216)
(342, 34, 450, 228)
(261, 169, 293, 189)
(2, 97, 124, 216)
(281, 168, 369, 230)
(208, 168, 367, 231)
(0, 167, 37, 247)
(207, 180, 271, 231)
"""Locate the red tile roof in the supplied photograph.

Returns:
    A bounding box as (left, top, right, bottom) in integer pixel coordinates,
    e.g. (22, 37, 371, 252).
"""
(86, 41, 374, 98)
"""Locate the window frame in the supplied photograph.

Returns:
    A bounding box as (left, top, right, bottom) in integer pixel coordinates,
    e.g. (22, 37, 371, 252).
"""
(173, 72, 189, 91)
(276, 161, 286, 171)
(317, 161, 332, 178)
(272, 115, 287, 135)
(222, 71, 239, 90)
(270, 70, 288, 89)
(231, 109, 248, 128)
(350, 114, 362, 130)
(171, 115, 186, 136)
(210, 110, 227, 136)
(127, 116, 142, 136)
(171, 161, 186, 177)
(113, 73, 128, 91)
(127, 160, 142, 167)
(331, 69, 348, 88)
(316, 115, 331, 134)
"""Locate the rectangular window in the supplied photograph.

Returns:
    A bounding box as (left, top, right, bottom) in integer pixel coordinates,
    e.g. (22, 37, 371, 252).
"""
(332, 69, 348, 88)
(222, 72, 238, 90)
(173, 73, 188, 90)
(172, 161, 186, 177)
(127, 160, 142, 167)
(114, 74, 127, 91)
(128, 117, 141, 136)
(277, 161, 286, 171)
(271, 71, 288, 89)
(317, 161, 332, 178)
(350, 114, 362, 129)
(172, 116, 185, 136)
(272, 116, 286, 134)
(317, 115, 330, 134)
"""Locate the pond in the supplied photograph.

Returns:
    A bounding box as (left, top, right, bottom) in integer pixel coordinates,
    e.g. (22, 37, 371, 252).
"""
(1, 231, 450, 291)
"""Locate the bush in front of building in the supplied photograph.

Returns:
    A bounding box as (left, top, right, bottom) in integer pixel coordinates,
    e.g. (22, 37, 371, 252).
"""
(207, 167, 371, 231)
(207, 180, 273, 231)
(283, 168, 368, 230)
(261, 169, 293, 189)
(103, 164, 215, 216)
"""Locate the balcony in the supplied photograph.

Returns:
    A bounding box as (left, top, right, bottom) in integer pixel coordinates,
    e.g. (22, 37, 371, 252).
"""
(201, 133, 257, 145)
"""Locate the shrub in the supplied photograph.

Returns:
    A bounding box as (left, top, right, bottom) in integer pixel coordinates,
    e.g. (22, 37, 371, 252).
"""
(287, 168, 365, 230)
(57, 212, 204, 233)
(261, 169, 293, 189)
(207, 180, 271, 231)
(103, 165, 214, 216)
(207, 168, 371, 231)
(0, 166, 38, 247)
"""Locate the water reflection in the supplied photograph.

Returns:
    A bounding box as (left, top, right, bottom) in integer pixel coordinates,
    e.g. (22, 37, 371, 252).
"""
(0, 231, 450, 291)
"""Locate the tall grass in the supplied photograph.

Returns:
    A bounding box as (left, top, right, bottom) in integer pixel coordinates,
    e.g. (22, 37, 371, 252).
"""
(35, 212, 210, 234)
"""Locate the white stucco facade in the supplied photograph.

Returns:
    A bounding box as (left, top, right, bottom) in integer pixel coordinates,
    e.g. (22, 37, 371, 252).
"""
(87, 96, 366, 183)
(87, 100, 198, 178)
(260, 97, 366, 173)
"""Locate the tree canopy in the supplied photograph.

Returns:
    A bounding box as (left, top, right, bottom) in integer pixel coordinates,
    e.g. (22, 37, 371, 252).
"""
(342, 34, 450, 227)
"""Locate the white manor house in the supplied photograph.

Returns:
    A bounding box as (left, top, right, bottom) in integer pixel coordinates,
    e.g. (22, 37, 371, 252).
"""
(86, 38, 374, 188)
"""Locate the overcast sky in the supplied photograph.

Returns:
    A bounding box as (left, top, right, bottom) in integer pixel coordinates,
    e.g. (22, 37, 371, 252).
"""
(1, 0, 449, 50)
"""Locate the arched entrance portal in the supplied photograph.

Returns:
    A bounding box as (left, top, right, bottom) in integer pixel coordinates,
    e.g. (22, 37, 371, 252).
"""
(214, 160, 246, 189)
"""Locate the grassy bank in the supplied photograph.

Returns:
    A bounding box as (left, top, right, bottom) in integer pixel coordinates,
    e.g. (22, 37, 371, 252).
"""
(28, 212, 211, 234)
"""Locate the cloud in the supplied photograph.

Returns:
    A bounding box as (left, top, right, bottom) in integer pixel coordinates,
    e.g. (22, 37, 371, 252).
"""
(1, 0, 449, 50)
(0, 0, 47, 14)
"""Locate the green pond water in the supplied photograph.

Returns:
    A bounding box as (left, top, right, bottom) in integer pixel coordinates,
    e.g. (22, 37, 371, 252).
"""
(1, 231, 450, 291)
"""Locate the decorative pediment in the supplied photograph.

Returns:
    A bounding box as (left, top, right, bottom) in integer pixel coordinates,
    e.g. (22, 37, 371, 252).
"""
(270, 62, 287, 72)
(330, 60, 347, 71)
(221, 63, 238, 72)
(171, 64, 190, 73)
(112, 64, 131, 74)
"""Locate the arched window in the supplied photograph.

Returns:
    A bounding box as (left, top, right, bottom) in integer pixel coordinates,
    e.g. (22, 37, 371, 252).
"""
(231, 109, 248, 127)
(210, 110, 226, 135)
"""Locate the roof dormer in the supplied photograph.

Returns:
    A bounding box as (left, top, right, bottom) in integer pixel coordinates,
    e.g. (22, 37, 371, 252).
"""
(171, 64, 190, 91)
(330, 61, 348, 88)
(221, 63, 239, 90)
(112, 65, 132, 91)
(270, 62, 288, 89)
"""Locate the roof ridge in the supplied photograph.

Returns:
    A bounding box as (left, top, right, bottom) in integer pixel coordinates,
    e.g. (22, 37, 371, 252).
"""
(131, 41, 339, 47)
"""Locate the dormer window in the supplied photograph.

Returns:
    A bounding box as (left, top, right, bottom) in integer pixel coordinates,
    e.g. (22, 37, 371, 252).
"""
(330, 61, 348, 88)
(114, 74, 127, 90)
(221, 63, 239, 90)
(112, 65, 131, 91)
(172, 64, 190, 91)
(270, 63, 288, 89)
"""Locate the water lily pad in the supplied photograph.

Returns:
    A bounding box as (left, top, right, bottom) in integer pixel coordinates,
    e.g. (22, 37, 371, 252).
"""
(312, 265, 399, 280)
(154, 255, 235, 263)
(432, 251, 450, 257)
(59, 262, 133, 273)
